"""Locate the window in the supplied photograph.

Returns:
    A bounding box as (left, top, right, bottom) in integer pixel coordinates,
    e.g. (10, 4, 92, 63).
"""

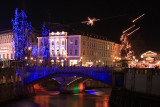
(3, 54, 5, 59)
(52, 41, 54, 45)
(52, 50, 55, 55)
(83, 50, 85, 55)
(57, 41, 59, 45)
(70, 50, 72, 55)
(62, 49, 65, 55)
(75, 49, 78, 55)
(83, 41, 85, 45)
(70, 41, 73, 45)
(57, 49, 60, 55)
(7, 54, 9, 59)
(62, 41, 64, 45)
(11, 54, 14, 59)
(107, 45, 109, 50)
(75, 40, 78, 45)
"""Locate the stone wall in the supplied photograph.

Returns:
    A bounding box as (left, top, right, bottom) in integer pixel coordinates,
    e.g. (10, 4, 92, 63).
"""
(124, 68, 160, 96)
(0, 68, 35, 103)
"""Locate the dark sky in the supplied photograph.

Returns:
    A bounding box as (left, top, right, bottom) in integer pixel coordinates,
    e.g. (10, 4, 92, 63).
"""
(0, 0, 160, 53)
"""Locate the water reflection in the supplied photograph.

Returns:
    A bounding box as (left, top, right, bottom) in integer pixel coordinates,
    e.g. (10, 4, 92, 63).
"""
(2, 88, 112, 107)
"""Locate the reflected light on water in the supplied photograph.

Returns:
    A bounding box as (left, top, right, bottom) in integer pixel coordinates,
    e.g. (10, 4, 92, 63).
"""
(96, 95, 110, 107)
(34, 95, 50, 107)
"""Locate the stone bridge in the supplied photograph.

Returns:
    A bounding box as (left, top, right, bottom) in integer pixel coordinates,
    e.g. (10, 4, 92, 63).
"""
(17, 67, 113, 85)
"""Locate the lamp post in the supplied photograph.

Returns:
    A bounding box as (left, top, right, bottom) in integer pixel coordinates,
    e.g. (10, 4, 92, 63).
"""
(80, 57, 83, 67)
(64, 58, 67, 67)
(56, 57, 59, 67)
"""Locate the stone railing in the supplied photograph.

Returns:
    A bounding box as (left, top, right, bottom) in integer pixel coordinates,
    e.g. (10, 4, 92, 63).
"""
(124, 68, 160, 96)
(18, 67, 113, 85)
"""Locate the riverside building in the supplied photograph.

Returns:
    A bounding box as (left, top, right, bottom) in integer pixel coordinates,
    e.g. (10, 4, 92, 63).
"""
(38, 31, 121, 67)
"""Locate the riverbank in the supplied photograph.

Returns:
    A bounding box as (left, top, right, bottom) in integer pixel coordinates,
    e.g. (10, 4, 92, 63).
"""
(109, 88, 160, 107)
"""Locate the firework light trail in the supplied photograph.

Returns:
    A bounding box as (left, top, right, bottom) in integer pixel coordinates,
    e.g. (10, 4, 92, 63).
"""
(123, 25, 135, 34)
(132, 13, 145, 23)
(81, 17, 100, 26)
(127, 27, 140, 36)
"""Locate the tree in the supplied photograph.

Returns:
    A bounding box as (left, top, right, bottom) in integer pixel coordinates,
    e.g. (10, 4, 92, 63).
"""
(41, 22, 50, 66)
(12, 8, 32, 61)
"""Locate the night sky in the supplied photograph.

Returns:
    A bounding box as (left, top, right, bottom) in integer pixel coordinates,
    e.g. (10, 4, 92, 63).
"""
(0, 0, 160, 54)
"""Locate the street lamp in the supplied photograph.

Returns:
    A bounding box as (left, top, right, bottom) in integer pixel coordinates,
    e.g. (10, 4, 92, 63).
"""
(30, 57, 33, 60)
(25, 56, 27, 60)
(141, 55, 143, 59)
(80, 57, 83, 66)
(40, 59, 43, 63)
(28, 47, 32, 51)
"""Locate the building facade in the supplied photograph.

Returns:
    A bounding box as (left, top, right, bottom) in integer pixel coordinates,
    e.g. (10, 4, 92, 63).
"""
(129, 51, 160, 68)
(0, 29, 39, 67)
(38, 31, 121, 67)
(0, 30, 14, 60)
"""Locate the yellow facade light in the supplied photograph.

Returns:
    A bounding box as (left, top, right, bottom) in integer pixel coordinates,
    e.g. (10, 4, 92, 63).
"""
(25, 57, 27, 60)
(141, 55, 143, 58)
(28, 47, 32, 50)
(40, 59, 43, 63)
(30, 57, 33, 60)
(51, 59, 54, 63)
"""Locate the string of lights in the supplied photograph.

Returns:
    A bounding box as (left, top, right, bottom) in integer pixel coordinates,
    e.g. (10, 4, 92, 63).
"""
(12, 8, 32, 61)
(120, 13, 145, 60)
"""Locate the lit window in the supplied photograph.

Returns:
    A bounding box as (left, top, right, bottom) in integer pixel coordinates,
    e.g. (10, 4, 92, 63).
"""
(57, 49, 60, 55)
(62, 41, 64, 45)
(70, 41, 73, 45)
(107, 45, 109, 50)
(52, 50, 55, 55)
(52, 41, 54, 45)
(3, 54, 5, 59)
(57, 41, 59, 45)
(7, 54, 9, 59)
(11, 54, 13, 59)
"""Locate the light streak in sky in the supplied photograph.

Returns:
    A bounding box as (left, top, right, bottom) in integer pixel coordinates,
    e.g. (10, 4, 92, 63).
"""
(123, 25, 135, 34)
(127, 27, 140, 36)
(132, 13, 145, 23)
(81, 17, 100, 26)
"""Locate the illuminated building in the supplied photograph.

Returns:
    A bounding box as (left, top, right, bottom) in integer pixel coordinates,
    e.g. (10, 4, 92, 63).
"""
(0, 29, 39, 61)
(38, 31, 121, 67)
(129, 51, 160, 68)
(0, 30, 14, 60)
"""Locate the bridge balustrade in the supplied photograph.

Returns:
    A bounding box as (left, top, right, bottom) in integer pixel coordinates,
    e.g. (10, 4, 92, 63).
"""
(18, 67, 113, 84)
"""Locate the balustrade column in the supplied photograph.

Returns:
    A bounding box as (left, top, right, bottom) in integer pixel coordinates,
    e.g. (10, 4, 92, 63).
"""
(112, 70, 115, 88)
(123, 68, 127, 89)
(131, 68, 136, 91)
(146, 69, 152, 94)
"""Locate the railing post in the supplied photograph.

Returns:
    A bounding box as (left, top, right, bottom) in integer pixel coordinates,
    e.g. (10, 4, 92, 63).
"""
(112, 70, 115, 88)
(131, 68, 136, 91)
(54, 66, 56, 72)
(146, 69, 152, 94)
(80, 66, 82, 72)
(123, 68, 127, 89)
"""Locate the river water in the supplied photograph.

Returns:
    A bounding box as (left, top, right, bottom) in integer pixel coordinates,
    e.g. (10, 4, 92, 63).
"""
(2, 88, 113, 107)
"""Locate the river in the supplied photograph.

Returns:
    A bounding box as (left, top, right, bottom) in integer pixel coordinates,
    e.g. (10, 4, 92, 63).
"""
(2, 88, 113, 107)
